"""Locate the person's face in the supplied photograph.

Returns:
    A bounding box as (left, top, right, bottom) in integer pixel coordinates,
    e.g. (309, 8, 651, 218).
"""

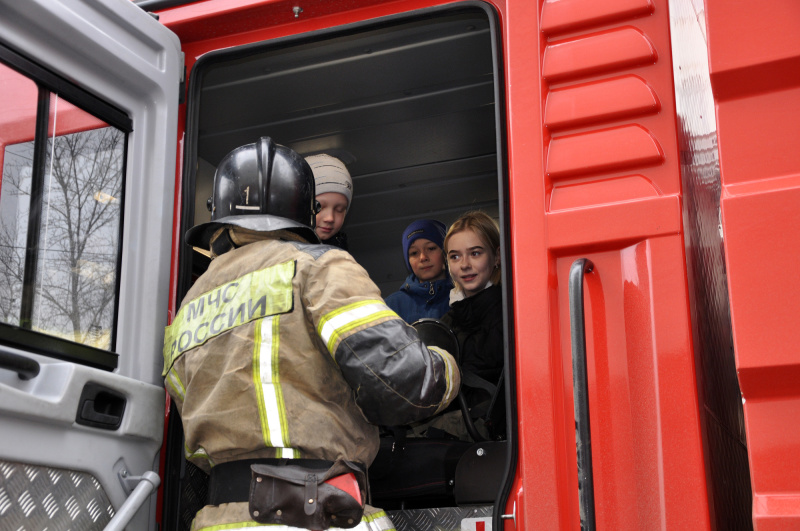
(408, 238, 446, 282)
(447, 229, 499, 297)
(315, 192, 348, 240)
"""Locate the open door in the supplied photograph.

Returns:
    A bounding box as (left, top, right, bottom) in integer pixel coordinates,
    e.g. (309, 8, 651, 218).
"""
(0, 0, 181, 529)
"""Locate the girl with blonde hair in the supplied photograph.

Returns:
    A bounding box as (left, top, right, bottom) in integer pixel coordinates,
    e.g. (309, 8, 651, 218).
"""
(440, 210, 505, 439)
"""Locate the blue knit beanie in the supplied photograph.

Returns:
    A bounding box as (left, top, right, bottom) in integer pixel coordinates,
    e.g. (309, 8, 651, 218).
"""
(401, 219, 447, 272)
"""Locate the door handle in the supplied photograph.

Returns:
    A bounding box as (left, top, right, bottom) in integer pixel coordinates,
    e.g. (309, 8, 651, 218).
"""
(76, 382, 126, 430)
(0, 347, 40, 380)
(569, 258, 596, 531)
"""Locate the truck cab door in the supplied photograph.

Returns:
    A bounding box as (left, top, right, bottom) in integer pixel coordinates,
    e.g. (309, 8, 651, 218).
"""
(0, 0, 180, 529)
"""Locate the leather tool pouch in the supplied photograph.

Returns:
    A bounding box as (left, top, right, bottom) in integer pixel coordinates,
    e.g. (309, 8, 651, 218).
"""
(249, 459, 366, 529)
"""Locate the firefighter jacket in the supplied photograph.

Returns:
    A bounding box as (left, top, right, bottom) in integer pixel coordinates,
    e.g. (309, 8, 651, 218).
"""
(162, 231, 460, 475)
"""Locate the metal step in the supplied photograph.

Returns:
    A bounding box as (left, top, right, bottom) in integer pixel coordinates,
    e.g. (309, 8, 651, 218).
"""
(386, 506, 493, 531)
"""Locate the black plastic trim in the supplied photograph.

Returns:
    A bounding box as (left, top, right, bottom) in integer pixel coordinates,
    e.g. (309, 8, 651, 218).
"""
(75, 381, 126, 430)
(108, 136, 130, 355)
(0, 347, 40, 380)
(482, 2, 520, 526)
(19, 88, 50, 329)
(0, 324, 117, 371)
(569, 258, 596, 531)
(135, 0, 200, 11)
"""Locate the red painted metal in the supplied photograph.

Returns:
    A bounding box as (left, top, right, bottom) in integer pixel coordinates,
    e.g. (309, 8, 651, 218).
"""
(547, 125, 665, 179)
(539, 0, 653, 35)
(542, 27, 658, 82)
(707, 1, 800, 528)
(545, 76, 661, 131)
(513, 0, 710, 528)
(150, 0, 795, 528)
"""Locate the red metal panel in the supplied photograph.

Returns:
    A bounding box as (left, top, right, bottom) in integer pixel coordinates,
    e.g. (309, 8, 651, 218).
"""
(540, 0, 653, 35)
(157, 0, 393, 44)
(707, 0, 800, 528)
(503, 1, 564, 527)
(542, 28, 658, 82)
(547, 196, 680, 250)
(545, 76, 660, 131)
(507, 0, 710, 527)
(554, 236, 708, 528)
(160, 0, 453, 73)
(547, 125, 664, 179)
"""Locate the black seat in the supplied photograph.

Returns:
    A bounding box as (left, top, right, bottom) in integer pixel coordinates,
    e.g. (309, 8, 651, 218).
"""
(369, 433, 473, 508)
(454, 440, 508, 505)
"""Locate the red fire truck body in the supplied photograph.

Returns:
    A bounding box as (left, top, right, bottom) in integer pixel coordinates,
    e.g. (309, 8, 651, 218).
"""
(0, 0, 797, 529)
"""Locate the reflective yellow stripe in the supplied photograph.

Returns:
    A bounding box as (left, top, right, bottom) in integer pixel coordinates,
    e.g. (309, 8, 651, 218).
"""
(163, 261, 295, 376)
(192, 512, 395, 531)
(166, 369, 185, 402)
(317, 300, 396, 354)
(193, 523, 268, 530)
(430, 346, 459, 413)
(362, 509, 396, 531)
(185, 445, 213, 466)
(253, 317, 298, 458)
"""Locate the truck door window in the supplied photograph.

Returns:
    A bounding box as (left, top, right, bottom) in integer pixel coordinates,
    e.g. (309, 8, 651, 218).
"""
(0, 49, 129, 368)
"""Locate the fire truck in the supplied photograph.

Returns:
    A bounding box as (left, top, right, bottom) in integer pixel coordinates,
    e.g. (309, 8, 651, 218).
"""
(0, 0, 797, 529)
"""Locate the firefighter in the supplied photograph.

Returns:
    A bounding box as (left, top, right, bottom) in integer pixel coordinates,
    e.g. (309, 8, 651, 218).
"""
(163, 137, 460, 531)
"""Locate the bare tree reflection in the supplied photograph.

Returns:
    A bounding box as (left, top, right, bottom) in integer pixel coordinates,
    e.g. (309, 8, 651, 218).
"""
(0, 126, 124, 348)
(0, 145, 32, 324)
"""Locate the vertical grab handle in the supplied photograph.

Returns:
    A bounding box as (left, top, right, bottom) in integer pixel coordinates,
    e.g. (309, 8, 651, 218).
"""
(569, 258, 595, 531)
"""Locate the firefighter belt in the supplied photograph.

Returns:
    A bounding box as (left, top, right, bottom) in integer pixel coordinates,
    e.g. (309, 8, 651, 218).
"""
(209, 458, 367, 530)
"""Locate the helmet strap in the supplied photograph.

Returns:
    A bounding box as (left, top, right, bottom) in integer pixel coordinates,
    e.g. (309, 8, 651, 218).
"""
(209, 228, 238, 258)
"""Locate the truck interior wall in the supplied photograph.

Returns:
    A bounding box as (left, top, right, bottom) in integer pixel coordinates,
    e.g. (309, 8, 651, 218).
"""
(668, 0, 752, 528)
(185, 7, 500, 297)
